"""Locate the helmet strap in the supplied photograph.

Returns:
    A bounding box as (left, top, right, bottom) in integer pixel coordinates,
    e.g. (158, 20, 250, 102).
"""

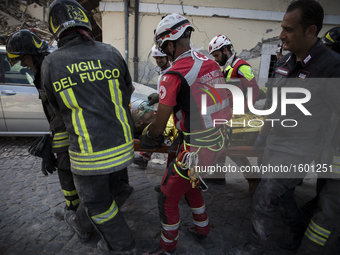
(160, 57, 169, 70)
(171, 41, 177, 62)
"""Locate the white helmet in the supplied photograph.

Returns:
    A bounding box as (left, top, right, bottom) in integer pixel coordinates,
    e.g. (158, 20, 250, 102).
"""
(151, 45, 166, 57)
(208, 35, 232, 54)
(154, 13, 194, 51)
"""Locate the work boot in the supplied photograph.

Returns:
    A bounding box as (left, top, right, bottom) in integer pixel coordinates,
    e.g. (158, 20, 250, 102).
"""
(97, 239, 137, 255)
(277, 226, 306, 250)
(133, 155, 149, 169)
(114, 183, 134, 208)
(142, 245, 176, 255)
(64, 210, 91, 243)
(226, 242, 265, 255)
(154, 185, 161, 193)
(186, 226, 214, 249)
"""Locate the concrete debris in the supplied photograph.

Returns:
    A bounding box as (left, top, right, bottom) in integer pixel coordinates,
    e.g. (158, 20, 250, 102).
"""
(0, 0, 53, 44)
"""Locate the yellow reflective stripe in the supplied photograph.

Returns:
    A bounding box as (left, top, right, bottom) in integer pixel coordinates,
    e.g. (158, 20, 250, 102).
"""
(174, 164, 190, 180)
(332, 156, 340, 174)
(71, 149, 134, 171)
(310, 220, 331, 238)
(191, 205, 206, 215)
(225, 66, 233, 82)
(305, 227, 326, 246)
(52, 139, 70, 148)
(326, 33, 335, 43)
(6, 51, 20, 58)
(50, 16, 60, 34)
(63, 189, 78, 197)
(238, 65, 255, 81)
(108, 79, 132, 143)
(66, 200, 71, 206)
(60, 89, 93, 153)
(32, 37, 42, 48)
(333, 156, 340, 163)
(72, 198, 79, 206)
(69, 140, 133, 161)
(162, 221, 180, 231)
(54, 131, 68, 140)
(91, 201, 118, 224)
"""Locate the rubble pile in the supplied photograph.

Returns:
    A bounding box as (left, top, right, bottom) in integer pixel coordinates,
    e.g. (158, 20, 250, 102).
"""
(0, 0, 54, 44)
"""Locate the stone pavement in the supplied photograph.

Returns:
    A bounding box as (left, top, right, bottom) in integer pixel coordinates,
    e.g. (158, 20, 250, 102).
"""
(0, 137, 339, 255)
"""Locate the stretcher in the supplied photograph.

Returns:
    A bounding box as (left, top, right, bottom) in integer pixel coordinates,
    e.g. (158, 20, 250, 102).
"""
(133, 139, 264, 158)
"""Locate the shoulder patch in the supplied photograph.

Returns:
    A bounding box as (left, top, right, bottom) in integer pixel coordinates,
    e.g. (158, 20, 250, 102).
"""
(159, 85, 167, 100)
(296, 70, 310, 81)
(275, 67, 290, 76)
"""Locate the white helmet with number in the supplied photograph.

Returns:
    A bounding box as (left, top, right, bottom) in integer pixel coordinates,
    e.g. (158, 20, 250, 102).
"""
(151, 45, 166, 57)
(208, 35, 232, 54)
(154, 13, 194, 50)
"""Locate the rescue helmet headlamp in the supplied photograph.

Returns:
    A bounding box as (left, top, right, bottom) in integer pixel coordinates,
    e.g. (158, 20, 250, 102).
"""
(48, 0, 92, 40)
(6, 29, 48, 67)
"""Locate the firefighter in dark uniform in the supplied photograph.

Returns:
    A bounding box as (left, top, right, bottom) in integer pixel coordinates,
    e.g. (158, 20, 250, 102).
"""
(6, 29, 79, 212)
(297, 26, 340, 255)
(228, 1, 340, 254)
(42, 0, 136, 254)
(300, 27, 340, 221)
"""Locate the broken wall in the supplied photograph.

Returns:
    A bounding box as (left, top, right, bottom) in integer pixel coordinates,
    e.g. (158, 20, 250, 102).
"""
(94, 0, 340, 86)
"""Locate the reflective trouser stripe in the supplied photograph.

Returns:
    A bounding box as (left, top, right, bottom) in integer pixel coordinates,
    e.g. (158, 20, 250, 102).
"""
(310, 220, 331, 238)
(305, 220, 330, 246)
(66, 198, 79, 207)
(193, 218, 209, 228)
(191, 205, 206, 215)
(60, 88, 92, 154)
(91, 201, 118, 225)
(63, 189, 78, 197)
(161, 232, 179, 243)
(108, 79, 132, 143)
(162, 221, 180, 231)
(70, 148, 134, 171)
(332, 156, 340, 174)
(53, 131, 69, 149)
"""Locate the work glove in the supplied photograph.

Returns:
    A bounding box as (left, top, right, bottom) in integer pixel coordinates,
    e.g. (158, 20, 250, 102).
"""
(253, 133, 267, 153)
(148, 93, 159, 106)
(28, 134, 58, 175)
(41, 155, 57, 176)
(139, 133, 156, 149)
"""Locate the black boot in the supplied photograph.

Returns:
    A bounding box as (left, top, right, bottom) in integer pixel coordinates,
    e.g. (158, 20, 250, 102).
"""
(277, 223, 306, 250)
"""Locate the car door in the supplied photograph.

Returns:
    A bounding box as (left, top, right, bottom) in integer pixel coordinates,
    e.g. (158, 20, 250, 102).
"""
(0, 53, 49, 134)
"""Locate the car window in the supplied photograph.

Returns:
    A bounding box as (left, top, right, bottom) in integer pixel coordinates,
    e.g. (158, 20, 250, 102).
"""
(1, 55, 35, 85)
